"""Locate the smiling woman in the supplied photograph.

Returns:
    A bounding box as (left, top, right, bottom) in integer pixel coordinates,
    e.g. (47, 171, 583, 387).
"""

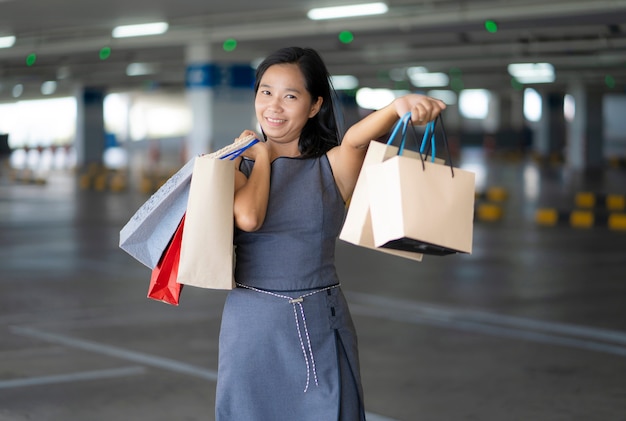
(214, 46, 446, 421)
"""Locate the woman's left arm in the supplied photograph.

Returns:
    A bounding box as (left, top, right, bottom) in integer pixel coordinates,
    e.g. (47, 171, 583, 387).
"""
(327, 94, 446, 201)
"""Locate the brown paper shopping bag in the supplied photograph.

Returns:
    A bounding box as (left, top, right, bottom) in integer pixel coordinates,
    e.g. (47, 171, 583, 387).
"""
(177, 135, 259, 289)
(366, 114, 475, 255)
(338, 112, 448, 262)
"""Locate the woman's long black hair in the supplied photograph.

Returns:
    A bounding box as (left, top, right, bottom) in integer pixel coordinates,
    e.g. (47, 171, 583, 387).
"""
(254, 47, 342, 158)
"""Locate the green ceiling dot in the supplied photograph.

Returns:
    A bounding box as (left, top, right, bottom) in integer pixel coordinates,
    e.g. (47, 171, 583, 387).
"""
(339, 31, 354, 44)
(99, 46, 111, 60)
(605, 75, 616, 89)
(450, 77, 464, 92)
(223, 38, 237, 52)
(485, 20, 498, 33)
(26, 53, 36, 66)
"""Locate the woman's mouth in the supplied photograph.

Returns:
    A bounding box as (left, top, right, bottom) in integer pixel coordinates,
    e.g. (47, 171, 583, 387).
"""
(265, 117, 285, 125)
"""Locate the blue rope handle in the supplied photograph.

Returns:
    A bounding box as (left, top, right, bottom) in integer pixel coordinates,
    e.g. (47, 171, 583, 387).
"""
(419, 120, 436, 162)
(386, 112, 412, 155)
(219, 138, 260, 161)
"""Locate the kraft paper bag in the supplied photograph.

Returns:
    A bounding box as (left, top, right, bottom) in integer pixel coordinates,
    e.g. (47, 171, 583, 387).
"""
(339, 140, 425, 262)
(366, 114, 475, 255)
(119, 158, 194, 269)
(119, 135, 258, 269)
(177, 135, 259, 289)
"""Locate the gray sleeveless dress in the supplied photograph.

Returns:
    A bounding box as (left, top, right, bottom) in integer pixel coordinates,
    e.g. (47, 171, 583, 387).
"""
(215, 155, 366, 421)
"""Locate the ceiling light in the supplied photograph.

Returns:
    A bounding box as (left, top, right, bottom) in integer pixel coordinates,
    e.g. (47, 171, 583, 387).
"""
(507, 63, 555, 84)
(41, 81, 57, 95)
(427, 90, 457, 105)
(0, 35, 16, 48)
(307, 2, 388, 20)
(112, 22, 169, 38)
(126, 63, 157, 76)
(356, 87, 409, 110)
(331, 75, 359, 90)
(409, 72, 450, 88)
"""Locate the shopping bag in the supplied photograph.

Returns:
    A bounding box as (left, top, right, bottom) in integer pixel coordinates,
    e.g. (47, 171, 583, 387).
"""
(339, 113, 444, 261)
(177, 135, 259, 289)
(366, 113, 475, 255)
(119, 135, 259, 269)
(119, 158, 194, 269)
(147, 215, 185, 305)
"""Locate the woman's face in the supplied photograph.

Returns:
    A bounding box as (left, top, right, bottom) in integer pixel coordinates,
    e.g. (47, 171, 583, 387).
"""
(255, 63, 322, 150)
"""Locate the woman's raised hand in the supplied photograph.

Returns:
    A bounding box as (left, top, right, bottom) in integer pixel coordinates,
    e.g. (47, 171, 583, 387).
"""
(236, 130, 269, 161)
(393, 94, 447, 125)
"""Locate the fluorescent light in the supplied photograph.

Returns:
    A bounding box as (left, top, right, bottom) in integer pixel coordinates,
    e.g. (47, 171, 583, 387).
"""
(427, 90, 457, 105)
(112, 22, 168, 38)
(356, 87, 409, 110)
(307, 2, 388, 20)
(508, 62, 555, 84)
(459, 89, 491, 119)
(331, 75, 359, 90)
(0, 35, 16, 48)
(409, 72, 450, 88)
(41, 81, 57, 95)
(12, 84, 23, 98)
(126, 63, 157, 76)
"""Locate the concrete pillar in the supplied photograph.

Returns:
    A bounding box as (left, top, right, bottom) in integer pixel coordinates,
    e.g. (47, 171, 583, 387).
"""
(586, 90, 604, 169)
(565, 82, 604, 171)
(185, 43, 217, 159)
(566, 82, 586, 170)
(533, 89, 565, 158)
(74, 86, 106, 167)
(184, 44, 256, 159)
(547, 92, 566, 155)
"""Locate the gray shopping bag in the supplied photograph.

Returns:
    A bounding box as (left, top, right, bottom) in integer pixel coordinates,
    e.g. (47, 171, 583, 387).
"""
(119, 158, 194, 268)
(119, 134, 259, 269)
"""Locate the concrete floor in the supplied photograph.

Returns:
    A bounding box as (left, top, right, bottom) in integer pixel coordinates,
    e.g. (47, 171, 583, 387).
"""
(1, 152, 626, 421)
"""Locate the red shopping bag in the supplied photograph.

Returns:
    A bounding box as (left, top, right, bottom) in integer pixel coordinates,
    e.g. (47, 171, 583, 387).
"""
(147, 215, 185, 305)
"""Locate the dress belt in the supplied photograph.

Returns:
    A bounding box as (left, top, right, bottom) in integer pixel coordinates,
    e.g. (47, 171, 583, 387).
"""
(235, 282, 340, 393)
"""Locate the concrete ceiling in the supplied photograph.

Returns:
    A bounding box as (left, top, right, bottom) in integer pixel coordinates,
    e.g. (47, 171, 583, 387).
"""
(1, 0, 626, 100)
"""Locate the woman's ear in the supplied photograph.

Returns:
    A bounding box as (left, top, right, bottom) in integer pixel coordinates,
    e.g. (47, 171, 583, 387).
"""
(308, 96, 323, 118)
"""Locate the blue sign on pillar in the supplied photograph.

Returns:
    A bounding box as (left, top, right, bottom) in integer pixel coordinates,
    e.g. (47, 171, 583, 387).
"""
(228, 64, 255, 89)
(185, 63, 221, 88)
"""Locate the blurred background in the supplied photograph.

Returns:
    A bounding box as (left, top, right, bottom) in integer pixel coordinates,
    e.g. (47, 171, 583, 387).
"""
(1, 1, 626, 420)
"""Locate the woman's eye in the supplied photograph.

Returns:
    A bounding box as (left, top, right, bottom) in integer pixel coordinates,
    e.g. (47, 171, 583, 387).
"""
(285, 94, 296, 100)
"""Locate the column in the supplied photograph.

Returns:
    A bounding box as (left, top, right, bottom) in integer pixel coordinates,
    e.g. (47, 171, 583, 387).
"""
(74, 86, 106, 167)
(565, 82, 604, 171)
(533, 89, 565, 158)
(185, 43, 218, 159)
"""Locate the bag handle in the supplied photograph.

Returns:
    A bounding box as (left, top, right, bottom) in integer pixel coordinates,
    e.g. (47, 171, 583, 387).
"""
(420, 114, 455, 177)
(391, 112, 455, 178)
(218, 138, 260, 161)
(420, 120, 436, 162)
(386, 112, 414, 156)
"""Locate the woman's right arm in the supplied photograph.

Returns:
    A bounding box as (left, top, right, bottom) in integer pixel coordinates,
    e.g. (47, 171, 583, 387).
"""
(233, 134, 271, 232)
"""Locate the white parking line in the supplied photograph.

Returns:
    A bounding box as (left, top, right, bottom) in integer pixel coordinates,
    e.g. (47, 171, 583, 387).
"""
(0, 366, 146, 389)
(10, 326, 219, 381)
(9, 325, 401, 421)
(347, 292, 626, 358)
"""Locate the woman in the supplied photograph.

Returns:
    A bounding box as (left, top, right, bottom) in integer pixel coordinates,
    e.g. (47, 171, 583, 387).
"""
(216, 46, 445, 420)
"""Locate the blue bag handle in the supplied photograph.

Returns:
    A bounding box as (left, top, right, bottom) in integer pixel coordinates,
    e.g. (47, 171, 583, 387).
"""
(386, 112, 413, 156)
(387, 112, 455, 177)
(420, 120, 436, 163)
(419, 114, 455, 177)
(219, 138, 260, 161)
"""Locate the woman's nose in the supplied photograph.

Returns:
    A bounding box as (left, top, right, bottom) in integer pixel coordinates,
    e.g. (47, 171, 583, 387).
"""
(268, 96, 282, 111)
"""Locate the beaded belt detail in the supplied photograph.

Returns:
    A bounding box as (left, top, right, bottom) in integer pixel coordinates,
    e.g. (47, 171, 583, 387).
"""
(235, 282, 340, 392)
